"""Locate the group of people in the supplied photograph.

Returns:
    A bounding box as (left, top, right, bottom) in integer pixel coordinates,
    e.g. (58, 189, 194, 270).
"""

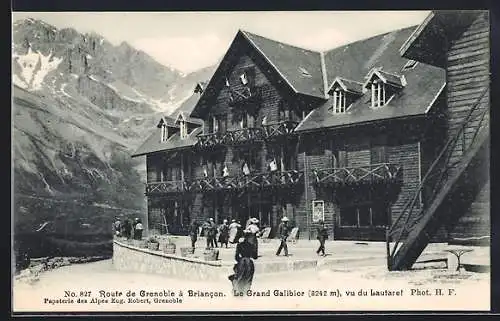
(187, 217, 264, 254)
(229, 217, 330, 296)
(113, 217, 144, 240)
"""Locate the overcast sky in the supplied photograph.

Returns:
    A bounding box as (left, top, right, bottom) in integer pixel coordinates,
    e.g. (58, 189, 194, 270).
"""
(12, 11, 430, 74)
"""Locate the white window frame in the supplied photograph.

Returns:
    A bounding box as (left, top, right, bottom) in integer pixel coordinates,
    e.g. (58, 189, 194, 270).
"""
(161, 124, 168, 142)
(332, 88, 346, 114)
(371, 79, 386, 108)
(180, 121, 188, 139)
(212, 116, 219, 133)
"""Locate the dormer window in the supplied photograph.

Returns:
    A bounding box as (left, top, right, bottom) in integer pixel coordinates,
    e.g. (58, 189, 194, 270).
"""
(371, 79, 386, 108)
(161, 124, 168, 142)
(180, 121, 188, 139)
(328, 78, 364, 114)
(363, 69, 406, 109)
(332, 88, 346, 114)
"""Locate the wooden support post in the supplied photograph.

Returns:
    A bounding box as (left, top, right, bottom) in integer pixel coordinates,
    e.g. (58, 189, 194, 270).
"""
(259, 189, 263, 225)
(386, 227, 391, 271)
(247, 192, 251, 221)
(303, 152, 311, 240)
(214, 195, 218, 224)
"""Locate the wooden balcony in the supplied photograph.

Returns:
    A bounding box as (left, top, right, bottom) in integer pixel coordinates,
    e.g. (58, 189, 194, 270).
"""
(224, 127, 265, 145)
(262, 120, 299, 140)
(228, 86, 261, 106)
(196, 132, 226, 149)
(189, 169, 304, 193)
(312, 163, 402, 187)
(259, 170, 304, 188)
(145, 181, 188, 195)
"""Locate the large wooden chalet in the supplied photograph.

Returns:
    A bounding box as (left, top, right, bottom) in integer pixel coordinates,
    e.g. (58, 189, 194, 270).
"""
(132, 11, 489, 251)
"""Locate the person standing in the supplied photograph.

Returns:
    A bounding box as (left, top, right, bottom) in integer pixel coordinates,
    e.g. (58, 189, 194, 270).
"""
(228, 219, 241, 244)
(218, 219, 230, 248)
(206, 218, 218, 249)
(113, 218, 121, 237)
(202, 219, 211, 249)
(245, 217, 252, 229)
(276, 217, 289, 256)
(228, 229, 258, 296)
(134, 219, 144, 240)
(188, 219, 200, 252)
(247, 218, 260, 257)
(316, 220, 328, 256)
(210, 218, 219, 248)
(123, 219, 132, 240)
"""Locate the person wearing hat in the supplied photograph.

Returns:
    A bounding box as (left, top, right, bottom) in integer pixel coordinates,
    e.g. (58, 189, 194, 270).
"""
(113, 217, 121, 237)
(188, 219, 200, 252)
(247, 218, 260, 257)
(316, 220, 328, 256)
(228, 228, 258, 296)
(228, 219, 241, 244)
(134, 219, 144, 240)
(202, 218, 212, 249)
(218, 219, 230, 248)
(245, 217, 253, 229)
(206, 218, 218, 249)
(276, 216, 290, 256)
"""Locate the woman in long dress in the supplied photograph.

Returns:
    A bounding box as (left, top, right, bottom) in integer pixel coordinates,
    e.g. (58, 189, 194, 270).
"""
(228, 230, 258, 295)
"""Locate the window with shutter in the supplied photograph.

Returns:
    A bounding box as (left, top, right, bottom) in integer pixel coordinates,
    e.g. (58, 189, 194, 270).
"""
(371, 146, 387, 164)
(338, 151, 347, 167)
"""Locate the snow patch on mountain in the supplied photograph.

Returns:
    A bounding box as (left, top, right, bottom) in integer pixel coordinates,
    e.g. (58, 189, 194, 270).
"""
(13, 74, 28, 89)
(60, 83, 72, 98)
(13, 48, 63, 90)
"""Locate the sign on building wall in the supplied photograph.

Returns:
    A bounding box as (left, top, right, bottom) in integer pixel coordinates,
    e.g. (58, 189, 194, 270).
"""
(312, 200, 324, 223)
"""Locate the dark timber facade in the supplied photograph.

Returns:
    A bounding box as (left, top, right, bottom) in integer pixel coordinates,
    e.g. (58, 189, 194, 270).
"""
(132, 11, 489, 247)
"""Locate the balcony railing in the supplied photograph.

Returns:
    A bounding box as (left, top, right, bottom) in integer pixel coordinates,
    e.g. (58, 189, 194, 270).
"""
(145, 180, 188, 194)
(262, 120, 299, 140)
(312, 163, 402, 187)
(196, 132, 226, 149)
(188, 169, 304, 192)
(225, 127, 265, 145)
(228, 86, 262, 106)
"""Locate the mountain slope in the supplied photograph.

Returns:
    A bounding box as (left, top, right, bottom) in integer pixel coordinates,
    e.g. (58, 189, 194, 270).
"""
(11, 18, 214, 252)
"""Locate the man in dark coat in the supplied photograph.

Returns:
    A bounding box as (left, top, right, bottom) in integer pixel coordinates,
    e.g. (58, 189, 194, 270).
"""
(206, 218, 218, 249)
(316, 220, 328, 256)
(275, 217, 290, 256)
(188, 219, 200, 252)
(218, 219, 230, 248)
(123, 219, 132, 239)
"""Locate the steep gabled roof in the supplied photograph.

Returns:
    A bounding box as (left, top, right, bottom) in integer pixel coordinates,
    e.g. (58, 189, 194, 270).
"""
(191, 30, 326, 118)
(241, 30, 325, 98)
(131, 126, 202, 157)
(328, 77, 364, 95)
(296, 26, 446, 132)
(324, 26, 418, 87)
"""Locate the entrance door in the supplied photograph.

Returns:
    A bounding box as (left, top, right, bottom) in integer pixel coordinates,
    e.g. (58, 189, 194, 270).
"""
(335, 201, 389, 241)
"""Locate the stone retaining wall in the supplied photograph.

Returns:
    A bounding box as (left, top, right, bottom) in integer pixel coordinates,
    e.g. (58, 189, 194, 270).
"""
(112, 240, 233, 281)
